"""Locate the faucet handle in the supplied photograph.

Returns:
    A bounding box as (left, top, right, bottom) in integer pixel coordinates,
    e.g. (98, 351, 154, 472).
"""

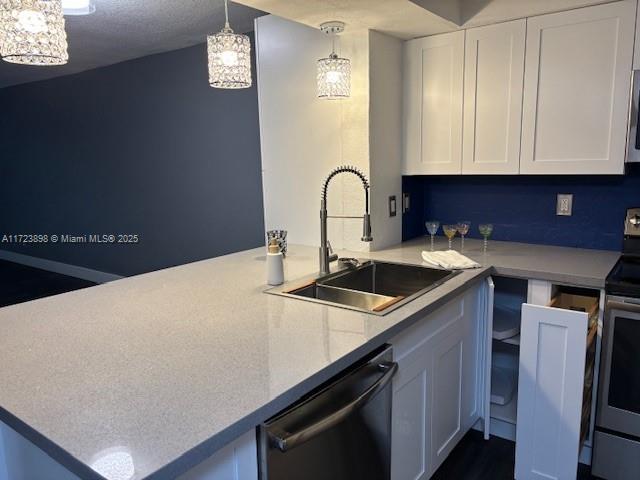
(327, 240, 334, 254)
(326, 241, 338, 263)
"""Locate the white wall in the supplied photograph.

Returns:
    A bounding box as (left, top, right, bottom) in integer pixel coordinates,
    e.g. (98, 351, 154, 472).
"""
(369, 31, 403, 251)
(256, 15, 371, 252)
(256, 15, 403, 252)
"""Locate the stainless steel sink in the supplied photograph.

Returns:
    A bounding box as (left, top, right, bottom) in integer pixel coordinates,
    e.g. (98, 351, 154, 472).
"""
(266, 260, 460, 315)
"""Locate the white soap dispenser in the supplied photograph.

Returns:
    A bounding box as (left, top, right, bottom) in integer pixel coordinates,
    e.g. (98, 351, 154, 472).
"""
(266, 239, 284, 286)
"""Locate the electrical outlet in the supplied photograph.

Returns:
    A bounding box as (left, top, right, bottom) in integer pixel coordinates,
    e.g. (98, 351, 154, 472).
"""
(556, 194, 573, 216)
(389, 195, 397, 217)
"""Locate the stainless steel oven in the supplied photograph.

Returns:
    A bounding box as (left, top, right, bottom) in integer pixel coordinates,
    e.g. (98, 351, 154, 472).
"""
(592, 296, 640, 478)
(593, 208, 640, 478)
(598, 297, 640, 434)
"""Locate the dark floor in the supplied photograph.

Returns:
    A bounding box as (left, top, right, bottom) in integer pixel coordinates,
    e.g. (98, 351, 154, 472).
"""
(431, 430, 598, 480)
(0, 259, 96, 307)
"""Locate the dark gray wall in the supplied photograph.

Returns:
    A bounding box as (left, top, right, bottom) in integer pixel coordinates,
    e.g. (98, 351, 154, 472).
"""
(0, 38, 265, 277)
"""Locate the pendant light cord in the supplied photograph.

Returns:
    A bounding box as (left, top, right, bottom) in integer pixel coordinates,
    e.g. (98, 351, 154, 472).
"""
(224, 0, 230, 29)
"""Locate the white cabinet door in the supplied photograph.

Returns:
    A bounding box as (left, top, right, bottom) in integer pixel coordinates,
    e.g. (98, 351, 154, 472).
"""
(520, 0, 635, 175)
(462, 20, 525, 174)
(515, 304, 589, 480)
(430, 316, 466, 471)
(403, 31, 464, 175)
(391, 283, 486, 479)
(391, 328, 433, 480)
(178, 430, 258, 480)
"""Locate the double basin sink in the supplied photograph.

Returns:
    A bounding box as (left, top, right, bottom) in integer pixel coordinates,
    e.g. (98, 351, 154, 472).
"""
(267, 260, 460, 315)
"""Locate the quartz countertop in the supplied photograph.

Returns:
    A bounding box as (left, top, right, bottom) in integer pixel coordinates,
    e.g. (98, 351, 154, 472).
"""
(0, 238, 619, 480)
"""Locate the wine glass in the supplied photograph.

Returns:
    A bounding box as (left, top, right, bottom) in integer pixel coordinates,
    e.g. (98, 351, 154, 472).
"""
(456, 221, 471, 252)
(479, 224, 494, 255)
(425, 220, 440, 252)
(443, 225, 457, 250)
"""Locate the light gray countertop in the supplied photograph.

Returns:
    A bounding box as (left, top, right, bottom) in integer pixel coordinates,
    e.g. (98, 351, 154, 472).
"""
(0, 239, 619, 480)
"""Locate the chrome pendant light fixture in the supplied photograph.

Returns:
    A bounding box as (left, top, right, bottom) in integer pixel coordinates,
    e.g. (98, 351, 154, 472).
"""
(207, 0, 251, 89)
(0, 0, 69, 65)
(317, 21, 350, 99)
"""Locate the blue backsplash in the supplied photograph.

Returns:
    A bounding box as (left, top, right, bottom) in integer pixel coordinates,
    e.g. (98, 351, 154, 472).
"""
(402, 163, 640, 251)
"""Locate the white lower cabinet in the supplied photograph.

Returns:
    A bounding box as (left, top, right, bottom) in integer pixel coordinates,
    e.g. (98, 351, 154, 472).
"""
(390, 280, 490, 479)
(485, 278, 601, 480)
(0, 423, 258, 480)
(0, 423, 79, 480)
(0, 426, 9, 480)
(178, 430, 258, 480)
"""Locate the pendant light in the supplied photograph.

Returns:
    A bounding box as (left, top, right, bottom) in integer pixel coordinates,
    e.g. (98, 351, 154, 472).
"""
(207, 0, 251, 89)
(317, 21, 350, 99)
(0, 0, 69, 66)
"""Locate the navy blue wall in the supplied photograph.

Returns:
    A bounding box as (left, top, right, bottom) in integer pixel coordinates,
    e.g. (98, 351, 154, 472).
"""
(402, 164, 640, 251)
(0, 38, 265, 277)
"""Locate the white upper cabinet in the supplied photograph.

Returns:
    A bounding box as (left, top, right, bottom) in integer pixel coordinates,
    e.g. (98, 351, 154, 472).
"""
(403, 31, 464, 175)
(462, 20, 525, 174)
(520, 1, 635, 175)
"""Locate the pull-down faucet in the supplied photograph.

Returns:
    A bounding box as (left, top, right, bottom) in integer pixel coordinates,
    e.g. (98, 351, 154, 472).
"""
(319, 165, 373, 275)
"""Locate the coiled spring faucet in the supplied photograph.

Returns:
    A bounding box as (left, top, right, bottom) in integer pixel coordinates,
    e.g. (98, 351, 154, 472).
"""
(319, 165, 373, 275)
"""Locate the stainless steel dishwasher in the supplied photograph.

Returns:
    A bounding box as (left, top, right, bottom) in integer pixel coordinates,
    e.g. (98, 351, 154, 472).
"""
(258, 345, 397, 480)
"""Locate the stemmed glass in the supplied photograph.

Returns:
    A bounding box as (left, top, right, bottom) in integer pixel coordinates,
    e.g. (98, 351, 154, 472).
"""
(425, 221, 440, 252)
(479, 224, 494, 255)
(456, 221, 471, 252)
(443, 225, 457, 250)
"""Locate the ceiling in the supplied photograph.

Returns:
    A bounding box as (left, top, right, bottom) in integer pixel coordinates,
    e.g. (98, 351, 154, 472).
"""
(0, 0, 615, 88)
(234, 0, 614, 39)
(0, 0, 265, 89)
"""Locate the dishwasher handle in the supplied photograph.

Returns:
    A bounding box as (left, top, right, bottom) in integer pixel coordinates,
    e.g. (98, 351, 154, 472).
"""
(268, 361, 398, 453)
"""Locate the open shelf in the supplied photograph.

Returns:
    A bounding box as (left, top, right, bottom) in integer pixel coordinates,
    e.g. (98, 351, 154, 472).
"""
(492, 276, 527, 345)
(491, 389, 518, 425)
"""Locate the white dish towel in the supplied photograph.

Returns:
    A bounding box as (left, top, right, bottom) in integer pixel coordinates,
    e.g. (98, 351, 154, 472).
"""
(421, 250, 481, 270)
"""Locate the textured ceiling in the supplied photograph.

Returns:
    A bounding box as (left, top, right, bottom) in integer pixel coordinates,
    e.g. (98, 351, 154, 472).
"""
(235, 0, 612, 39)
(0, 0, 265, 88)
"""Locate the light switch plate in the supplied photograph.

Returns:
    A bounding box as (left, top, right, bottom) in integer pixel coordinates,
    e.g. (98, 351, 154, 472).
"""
(402, 193, 410, 214)
(389, 196, 397, 217)
(557, 194, 573, 216)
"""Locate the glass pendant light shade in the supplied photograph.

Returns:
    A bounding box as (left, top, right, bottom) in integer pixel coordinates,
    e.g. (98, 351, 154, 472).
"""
(317, 21, 351, 99)
(317, 53, 351, 99)
(0, 0, 68, 65)
(207, 0, 251, 89)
